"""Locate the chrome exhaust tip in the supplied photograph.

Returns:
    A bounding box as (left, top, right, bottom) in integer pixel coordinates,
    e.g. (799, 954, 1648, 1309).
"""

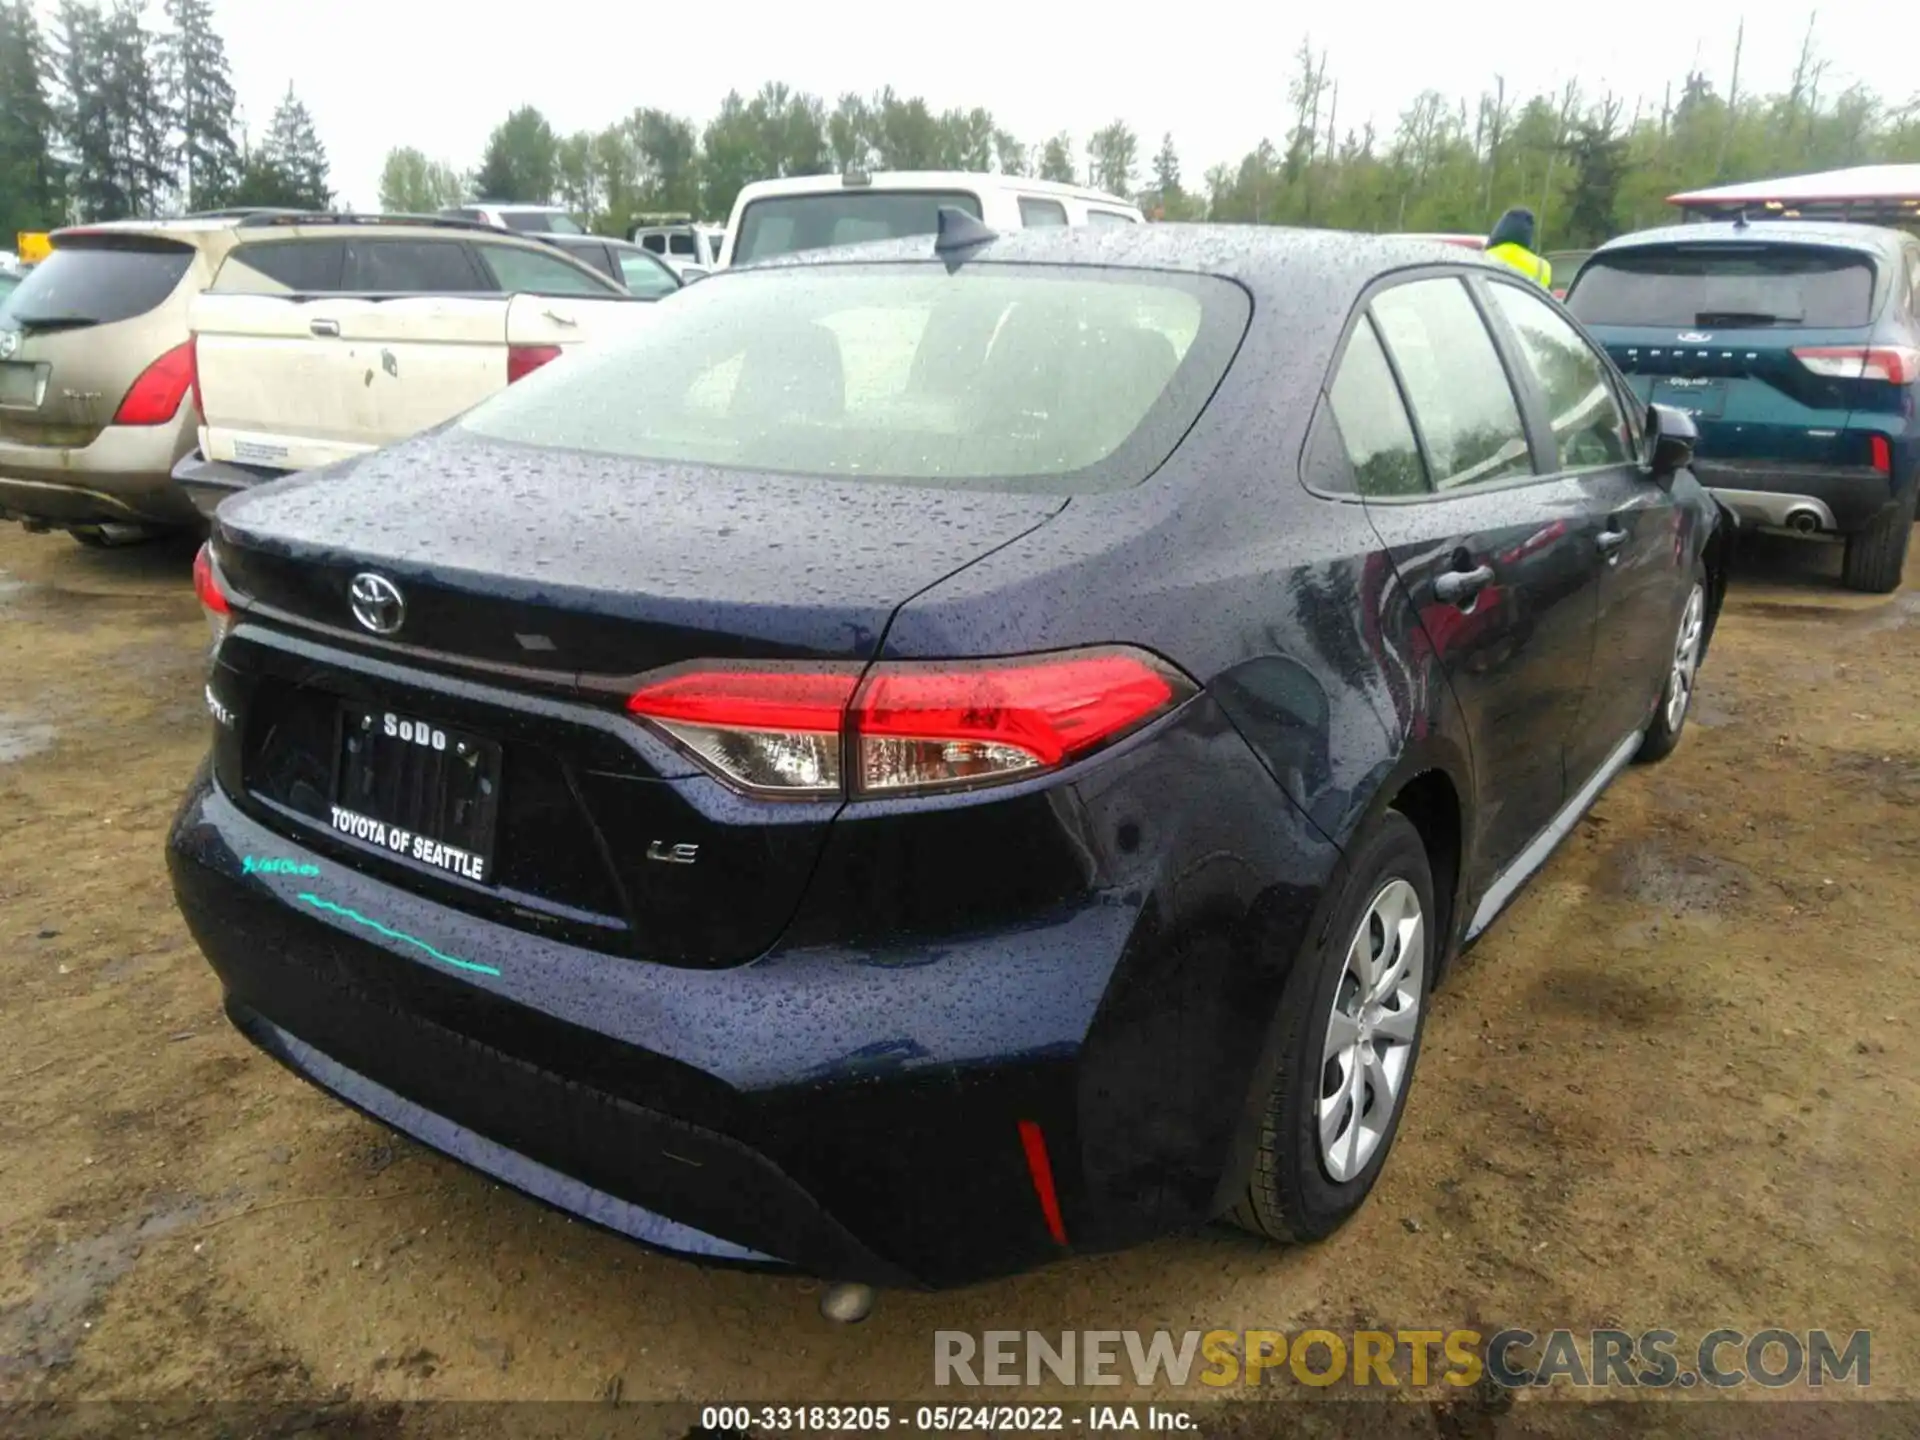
(1783, 508, 1822, 535)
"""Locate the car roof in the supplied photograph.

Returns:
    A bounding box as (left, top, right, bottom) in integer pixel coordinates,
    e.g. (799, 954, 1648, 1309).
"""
(731, 220, 1503, 288)
(732, 170, 1140, 210)
(1592, 219, 1909, 259)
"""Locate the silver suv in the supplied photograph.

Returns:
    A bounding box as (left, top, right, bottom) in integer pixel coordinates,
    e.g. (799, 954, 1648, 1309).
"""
(0, 217, 255, 545)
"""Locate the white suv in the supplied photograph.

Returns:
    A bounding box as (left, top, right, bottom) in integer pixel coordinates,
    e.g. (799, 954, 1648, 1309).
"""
(720, 171, 1143, 268)
(172, 215, 657, 515)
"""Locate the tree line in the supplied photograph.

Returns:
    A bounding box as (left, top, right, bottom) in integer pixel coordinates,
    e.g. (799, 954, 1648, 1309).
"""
(0, 0, 331, 241)
(6, 4, 1919, 251)
(392, 33, 1920, 246)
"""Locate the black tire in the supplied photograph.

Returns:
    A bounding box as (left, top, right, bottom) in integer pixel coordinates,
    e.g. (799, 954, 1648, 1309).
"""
(1635, 563, 1708, 765)
(1231, 810, 1435, 1243)
(1840, 484, 1916, 595)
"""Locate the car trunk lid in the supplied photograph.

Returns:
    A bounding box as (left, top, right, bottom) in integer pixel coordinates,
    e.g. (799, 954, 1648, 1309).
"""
(208, 429, 1066, 967)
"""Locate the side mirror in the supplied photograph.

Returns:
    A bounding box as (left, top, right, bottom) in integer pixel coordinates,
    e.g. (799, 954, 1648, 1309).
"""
(1645, 402, 1697, 481)
(680, 266, 709, 283)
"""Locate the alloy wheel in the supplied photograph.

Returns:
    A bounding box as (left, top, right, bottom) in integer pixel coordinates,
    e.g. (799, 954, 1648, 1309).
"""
(1666, 584, 1706, 733)
(1318, 877, 1425, 1183)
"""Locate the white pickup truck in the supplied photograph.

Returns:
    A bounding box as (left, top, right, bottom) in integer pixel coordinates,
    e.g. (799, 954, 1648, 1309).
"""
(174, 215, 659, 514)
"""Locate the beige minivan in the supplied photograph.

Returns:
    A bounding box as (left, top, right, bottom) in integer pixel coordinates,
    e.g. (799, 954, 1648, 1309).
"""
(0, 217, 251, 544)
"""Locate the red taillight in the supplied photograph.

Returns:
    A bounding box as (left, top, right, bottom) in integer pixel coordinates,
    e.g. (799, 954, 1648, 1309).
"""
(193, 542, 229, 615)
(507, 343, 564, 384)
(1871, 433, 1892, 474)
(113, 341, 196, 426)
(624, 647, 1192, 799)
(854, 652, 1180, 792)
(1793, 345, 1920, 385)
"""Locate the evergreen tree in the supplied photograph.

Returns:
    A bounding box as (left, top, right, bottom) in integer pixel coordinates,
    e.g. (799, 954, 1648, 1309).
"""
(0, 0, 65, 234)
(51, 0, 118, 220)
(261, 83, 331, 208)
(98, 0, 174, 216)
(160, 0, 239, 210)
(1037, 131, 1075, 184)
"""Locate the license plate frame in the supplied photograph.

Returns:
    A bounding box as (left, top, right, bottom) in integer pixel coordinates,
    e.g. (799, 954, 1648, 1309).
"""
(1651, 378, 1726, 420)
(0, 361, 46, 409)
(329, 706, 503, 885)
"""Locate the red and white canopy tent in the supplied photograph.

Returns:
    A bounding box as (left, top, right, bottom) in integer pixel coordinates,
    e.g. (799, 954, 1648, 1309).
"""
(1668, 164, 1920, 225)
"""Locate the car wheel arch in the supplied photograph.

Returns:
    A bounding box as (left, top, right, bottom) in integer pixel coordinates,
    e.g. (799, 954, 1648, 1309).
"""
(1206, 750, 1470, 1219)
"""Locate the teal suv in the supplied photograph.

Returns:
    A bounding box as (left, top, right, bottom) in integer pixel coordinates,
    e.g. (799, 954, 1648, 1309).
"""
(1568, 220, 1920, 592)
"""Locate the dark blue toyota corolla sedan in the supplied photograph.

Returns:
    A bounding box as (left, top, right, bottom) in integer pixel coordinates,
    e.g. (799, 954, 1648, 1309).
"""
(169, 221, 1731, 1291)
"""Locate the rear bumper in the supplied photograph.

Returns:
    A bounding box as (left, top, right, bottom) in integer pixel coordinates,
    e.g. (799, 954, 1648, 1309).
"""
(166, 690, 1340, 1287)
(0, 412, 200, 527)
(172, 450, 284, 521)
(1693, 459, 1893, 535)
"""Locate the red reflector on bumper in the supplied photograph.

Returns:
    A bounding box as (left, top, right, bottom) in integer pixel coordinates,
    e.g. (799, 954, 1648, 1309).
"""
(1017, 1119, 1069, 1246)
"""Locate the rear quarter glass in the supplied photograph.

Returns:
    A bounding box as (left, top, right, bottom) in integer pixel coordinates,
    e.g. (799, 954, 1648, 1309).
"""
(1567, 244, 1879, 329)
(5, 239, 194, 326)
(457, 262, 1252, 495)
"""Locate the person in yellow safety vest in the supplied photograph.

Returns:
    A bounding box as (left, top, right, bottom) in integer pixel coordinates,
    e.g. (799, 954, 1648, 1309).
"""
(1484, 207, 1552, 289)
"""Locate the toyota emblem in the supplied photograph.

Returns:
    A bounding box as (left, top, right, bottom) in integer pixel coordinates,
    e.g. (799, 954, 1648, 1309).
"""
(348, 573, 405, 635)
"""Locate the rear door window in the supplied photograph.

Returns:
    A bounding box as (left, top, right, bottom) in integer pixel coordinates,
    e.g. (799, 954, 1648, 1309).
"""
(1327, 317, 1428, 497)
(617, 251, 680, 299)
(344, 239, 489, 293)
(1371, 278, 1534, 491)
(1485, 281, 1634, 471)
(1567, 245, 1877, 328)
(213, 240, 347, 294)
(4, 240, 192, 326)
(640, 233, 667, 254)
(1018, 198, 1069, 227)
(564, 242, 618, 280)
(1085, 209, 1138, 227)
(477, 244, 619, 296)
(668, 232, 697, 256)
(732, 190, 984, 264)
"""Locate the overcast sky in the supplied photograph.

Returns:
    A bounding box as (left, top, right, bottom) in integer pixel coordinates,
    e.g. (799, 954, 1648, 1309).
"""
(56, 0, 1917, 211)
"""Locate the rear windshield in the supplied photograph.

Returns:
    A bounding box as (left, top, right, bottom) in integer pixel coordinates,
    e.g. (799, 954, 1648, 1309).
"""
(459, 262, 1249, 493)
(732, 190, 984, 265)
(502, 210, 584, 235)
(5, 240, 192, 326)
(1567, 245, 1877, 328)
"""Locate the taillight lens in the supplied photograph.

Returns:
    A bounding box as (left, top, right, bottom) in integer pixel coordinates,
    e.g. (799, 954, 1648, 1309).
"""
(1871, 433, 1892, 474)
(625, 647, 1193, 799)
(1793, 345, 1920, 384)
(627, 666, 858, 796)
(193, 540, 233, 648)
(507, 344, 564, 384)
(113, 341, 197, 425)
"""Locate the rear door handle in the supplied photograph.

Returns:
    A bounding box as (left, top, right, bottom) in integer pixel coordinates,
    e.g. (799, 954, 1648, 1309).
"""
(1433, 564, 1495, 605)
(1597, 528, 1629, 559)
(542, 308, 578, 327)
(310, 319, 340, 337)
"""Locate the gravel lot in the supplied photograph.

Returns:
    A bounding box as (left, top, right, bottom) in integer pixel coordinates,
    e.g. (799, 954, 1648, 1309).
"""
(1, 521, 1915, 1431)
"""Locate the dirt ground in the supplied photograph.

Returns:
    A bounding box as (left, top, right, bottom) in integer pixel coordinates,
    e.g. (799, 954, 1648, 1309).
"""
(1, 519, 1916, 1433)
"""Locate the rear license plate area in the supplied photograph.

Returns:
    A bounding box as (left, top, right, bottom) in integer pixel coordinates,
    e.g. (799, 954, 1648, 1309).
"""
(1651, 378, 1725, 419)
(0, 362, 46, 409)
(331, 706, 502, 884)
